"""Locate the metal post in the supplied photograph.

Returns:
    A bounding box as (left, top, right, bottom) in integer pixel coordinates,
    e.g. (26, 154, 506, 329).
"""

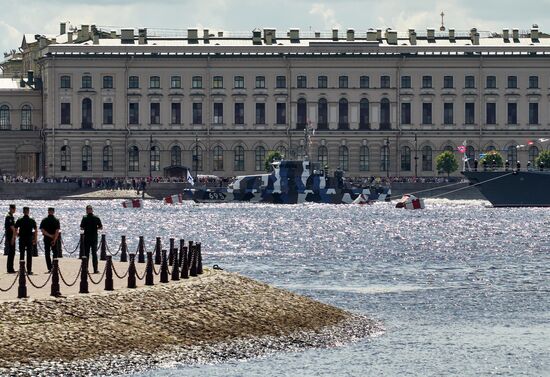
(160, 250, 169, 283)
(105, 255, 114, 291)
(17, 260, 27, 299)
(145, 252, 154, 286)
(127, 254, 137, 289)
(190, 245, 198, 277)
(197, 242, 203, 275)
(178, 239, 185, 268)
(149, 134, 153, 178)
(414, 133, 418, 178)
(50, 258, 61, 297)
(168, 238, 175, 266)
(154, 237, 161, 265)
(79, 256, 89, 294)
(194, 133, 200, 182)
(386, 137, 390, 178)
(137, 236, 145, 263)
(99, 234, 107, 261)
(180, 246, 189, 279)
(120, 235, 128, 263)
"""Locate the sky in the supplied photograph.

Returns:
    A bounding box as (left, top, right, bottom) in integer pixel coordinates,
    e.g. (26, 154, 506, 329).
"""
(1, 0, 550, 55)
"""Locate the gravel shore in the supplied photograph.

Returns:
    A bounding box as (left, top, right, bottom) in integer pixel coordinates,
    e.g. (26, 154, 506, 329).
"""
(0, 271, 381, 376)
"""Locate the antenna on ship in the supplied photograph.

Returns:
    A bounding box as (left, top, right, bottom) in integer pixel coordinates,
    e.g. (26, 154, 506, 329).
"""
(440, 11, 446, 31)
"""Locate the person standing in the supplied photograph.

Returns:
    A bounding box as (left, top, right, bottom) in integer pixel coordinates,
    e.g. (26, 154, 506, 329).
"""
(4, 204, 16, 273)
(80, 205, 103, 273)
(14, 207, 37, 275)
(39, 207, 60, 272)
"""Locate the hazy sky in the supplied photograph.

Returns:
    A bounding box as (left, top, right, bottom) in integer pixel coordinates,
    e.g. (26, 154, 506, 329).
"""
(1, 0, 549, 54)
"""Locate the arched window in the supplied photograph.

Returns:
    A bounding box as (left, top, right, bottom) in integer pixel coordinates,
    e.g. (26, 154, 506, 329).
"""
(507, 145, 517, 164)
(21, 105, 32, 130)
(0, 105, 10, 129)
(318, 99, 328, 129)
(401, 146, 411, 171)
(443, 145, 454, 152)
(485, 145, 496, 152)
(150, 146, 160, 172)
(171, 145, 182, 166)
(297, 98, 307, 129)
(422, 146, 433, 171)
(102, 146, 113, 171)
(60, 146, 70, 172)
(528, 146, 539, 164)
(339, 146, 349, 171)
(359, 146, 369, 171)
(82, 98, 92, 129)
(338, 98, 349, 129)
(318, 145, 328, 167)
(255, 146, 266, 171)
(234, 146, 245, 171)
(128, 146, 140, 172)
(276, 145, 287, 158)
(192, 146, 203, 171)
(380, 145, 390, 172)
(213, 146, 224, 171)
(380, 98, 390, 130)
(81, 145, 92, 172)
(359, 99, 369, 130)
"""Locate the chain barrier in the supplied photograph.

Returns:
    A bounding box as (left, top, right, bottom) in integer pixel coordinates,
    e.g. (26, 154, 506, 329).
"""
(26, 270, 53, 289)
(59, 265, 82, 287)
(111, 262, 129, 280)
(152, 263, 159, 275)
(105, 241, 121, 257)
(0, 272, 19, 292)
(135, 267, 146, 281)
(87, 265, 107, 285)
(62, 238, 80, 256)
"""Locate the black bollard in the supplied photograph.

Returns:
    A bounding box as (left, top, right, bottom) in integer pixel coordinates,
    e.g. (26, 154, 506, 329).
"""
(79, 233, 85, 258)
(178, 239, 185, 268)
(168, 238, 175, 266)
(17, 260, 27, 299)
(145, 252, 154, 286)
(171, 250, 180, 281)
(197, 242, 203, 275)
(137, 236, 146, 263)
(127, 254, 137, 289)
(160, 249, 169, 283)
(99, 234, 107, 261)
(187, 241, 194, 269)
(79, 256, 89, 294)
(190, 245, 198, 277)
(180, 246, 189, 279)
(105, 256, 114, 291)
(50, 258, 61, 297)
(120, 235, 128, 263)
(154, 237, 162, 265)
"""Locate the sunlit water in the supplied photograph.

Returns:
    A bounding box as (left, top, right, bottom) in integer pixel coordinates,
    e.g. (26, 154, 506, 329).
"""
(2, 199, 549, 376)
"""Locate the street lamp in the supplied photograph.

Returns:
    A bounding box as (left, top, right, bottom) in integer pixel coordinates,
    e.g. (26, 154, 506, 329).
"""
(149, 134, 153, 178)
(385, 137, 390, 178)
(414, 133, 418, 178)
(193, 133, 200, 182)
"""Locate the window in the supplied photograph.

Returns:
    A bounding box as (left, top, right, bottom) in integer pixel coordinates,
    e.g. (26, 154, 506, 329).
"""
(81, 146, 92, 172)
(422, 75, 432, 89)
(529, 103, 539, 124)
(128, 76, 139, 89)
(297, 75, 307, 88)
(255, 146, 266, 171)
(150, 103, 160, 124)
(401, 76, 411, 89)
(529, 75, 539, 89)
(0, 105, 9, 129)
(318, 75, 328, 88)
(171, 103, 181, 124)
(507, 145, 517, 164)
(192, 103, 202, 124)
(528, 146, 539, 164)
(103, 75, 113, 89)
(317, 146, 328, 166)
(486, 103, 496, 124)
(81, 98, 92, 129)
(103, 103, 113, 124)
(297, 98, 307, 129)
(129, 103, 139, 125)
(401, 103, 411, 125)
(444, 145, 454, 152)
(192, 76, 203, 89)
(234, 76, 244, 89)
(380, 75, 390, 88)
(150, 146, 160, 172)
(360, 146, 369, 171)
(401, 146, 411, 171)
(212, 146, 224, 171)
(276, 75, 286, 88)
(171, 146, 181, 166)
(485, 145, 496, 152)
(60, 146, 70, 171)
(465, 75, 475, 89)
(317, 99, 327, 129)
(234, 103, 244, 124)
(444, 103, 454, 125)
(192, 146, 203, 171)
(103, 146, 113, 171)
(339, 146, 349, 171)
(338, 99, 349, 129)
(60, 75, 71, 89)
(422, 146, 432, 171)
(338, 76, 348, 89)
(360, 75, 370, 88)
(465, 102, 475, 124)
(360, 99, 370, 129)
(213, 76, 224, 88)
(422, 103, 432, 125)
(213, 103, 223, 124)
(61, 103, 71, 125)
(380, 99, 391, 129)
(255, 76, 265, 89)
(128, 146, 139, 172)
(443, 75, 454, 89)
(486, 76, 496, 89)
(21, 105, 32, 129)
(82, 75, 92, 89)
(148, 76, 160, 89)
(507, 76, 517, 89)
(171, 76, 181, 89)
(507, 103, 517, 124)
(255, 103, 266, 124)
(380, 145, 390, 172)
(234, 146, 245, 171)
(276, 103, 286, 125)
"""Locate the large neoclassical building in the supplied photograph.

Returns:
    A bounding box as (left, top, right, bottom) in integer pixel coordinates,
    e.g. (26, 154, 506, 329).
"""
(2, 23, 550, 178)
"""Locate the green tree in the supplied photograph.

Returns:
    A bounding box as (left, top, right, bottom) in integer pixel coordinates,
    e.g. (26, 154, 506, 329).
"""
(264, 151, 283, 172)
(535, 150, 550, 168)
(479, 150, 503, 168)
(436, 151, 459, 177)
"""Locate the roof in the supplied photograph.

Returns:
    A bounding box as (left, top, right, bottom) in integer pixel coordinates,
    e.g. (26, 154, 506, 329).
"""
(0, 78, 32, 90)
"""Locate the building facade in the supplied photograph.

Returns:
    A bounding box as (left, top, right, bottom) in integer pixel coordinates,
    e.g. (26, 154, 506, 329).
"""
(3, 24, 550, 178)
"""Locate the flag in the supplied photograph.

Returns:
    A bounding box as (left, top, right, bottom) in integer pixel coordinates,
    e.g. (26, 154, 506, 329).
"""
(528, 140, 534, 145)
(457, 145, 466, 153)
(538, 138, 549, 143)
(186, 170, 195, 186)
(164, 194, 183, 205)
(122, 199, 143, 208)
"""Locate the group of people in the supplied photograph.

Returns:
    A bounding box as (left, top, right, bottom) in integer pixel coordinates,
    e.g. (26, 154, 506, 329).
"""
(3, 204, 103, 275)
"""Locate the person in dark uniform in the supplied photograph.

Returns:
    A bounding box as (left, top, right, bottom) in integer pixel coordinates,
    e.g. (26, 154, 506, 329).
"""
(516, 161, 521, 171)
(39, 207, 61, 273)
(4, 204, 16, 273)
(505, 160, 510, 171)
(80, 205, 103, 273)
(474, 159, 478, 171)
(539, 160, 544, 171)
(14, 207, 37, 275)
